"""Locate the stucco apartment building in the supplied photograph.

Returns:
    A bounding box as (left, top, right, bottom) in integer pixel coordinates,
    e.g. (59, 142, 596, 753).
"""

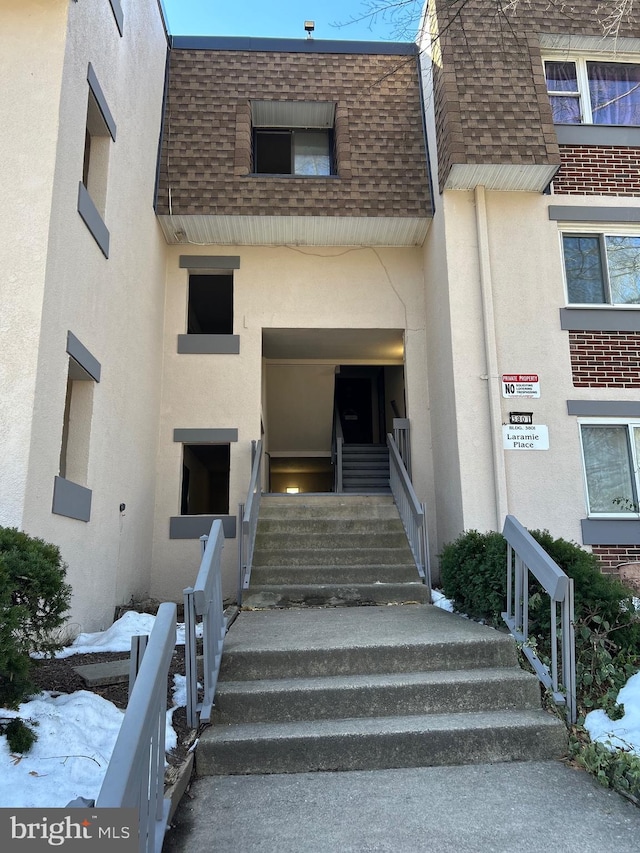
(2, 0, 640, 632)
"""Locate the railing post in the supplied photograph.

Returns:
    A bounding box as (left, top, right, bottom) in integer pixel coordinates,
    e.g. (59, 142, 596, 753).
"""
(237, 501, 245, 606)
(183, 586, 198, 729)
(336, 436, 343, 493)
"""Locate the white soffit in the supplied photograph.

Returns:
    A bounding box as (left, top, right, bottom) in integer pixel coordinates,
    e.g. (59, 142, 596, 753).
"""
(444, 163, 559, 192)
(251, 100, 336, 128)
(159, 215, 430, 247)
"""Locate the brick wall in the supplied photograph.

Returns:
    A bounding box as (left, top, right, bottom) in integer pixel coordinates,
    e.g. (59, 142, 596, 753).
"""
(157, 48, 431, 219)
(569, 331, 640, 388)
(592, 545, 640, 574)
(554, 146, 640, 196)
(430, 0, 640, 192)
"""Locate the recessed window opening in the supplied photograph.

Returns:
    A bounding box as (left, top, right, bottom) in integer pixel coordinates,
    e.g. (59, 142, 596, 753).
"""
(545, 58, 640, 125)
(59, 358, 94, 486)
(181, 444, 230, 515)
(251, 100, 336, 176)
(562, 233, 640, 305)
(187, 274, 234, 335)
(83, 89, 111, 215)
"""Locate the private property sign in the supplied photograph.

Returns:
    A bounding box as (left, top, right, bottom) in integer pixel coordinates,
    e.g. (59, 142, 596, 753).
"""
(502, 424, 549, 450)
(501, 374, 540, 398)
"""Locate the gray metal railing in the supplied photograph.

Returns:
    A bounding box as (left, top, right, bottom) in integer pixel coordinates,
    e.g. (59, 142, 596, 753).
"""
(332, 407, 344, 493)
(502, 514, 577, 724)
(238, 439, 263, 603)
(387, 433, 431, 597)
(392, 417, 411, 479)
(96, 602, 177, 853)
(183, 518, 227, 729)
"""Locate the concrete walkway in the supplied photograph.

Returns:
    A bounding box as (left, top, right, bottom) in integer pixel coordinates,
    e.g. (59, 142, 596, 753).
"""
(163, 760, 640, 852)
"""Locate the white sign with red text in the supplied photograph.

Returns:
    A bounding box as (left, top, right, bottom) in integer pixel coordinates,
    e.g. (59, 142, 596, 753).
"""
(501, 374, 540, 398)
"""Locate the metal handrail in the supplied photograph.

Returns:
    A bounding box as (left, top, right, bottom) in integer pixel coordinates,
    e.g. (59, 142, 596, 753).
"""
(331, 407, 344, 493)
(96, 602, 177, 853)
(502, 514, 577, 724)
(183, 519, 227, 729)
(392, 417, 411, 479)
(237, 438, 263, 602)
(387, 433, 431, 598)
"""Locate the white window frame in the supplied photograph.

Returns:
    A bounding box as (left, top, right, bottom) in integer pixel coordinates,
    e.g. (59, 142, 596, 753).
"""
(543, 53, 640, 125)
(559, 225, 640, 308)
(578, 418, 640, 518)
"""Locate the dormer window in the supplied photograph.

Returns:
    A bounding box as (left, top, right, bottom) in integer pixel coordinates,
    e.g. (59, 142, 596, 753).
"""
(544, 58, 640, 125)
(251, 100, 336, 176)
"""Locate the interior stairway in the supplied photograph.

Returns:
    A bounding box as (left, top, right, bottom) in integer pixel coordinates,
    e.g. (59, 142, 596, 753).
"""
(341, 443, 390, 493)
(196, 495, 567, 776)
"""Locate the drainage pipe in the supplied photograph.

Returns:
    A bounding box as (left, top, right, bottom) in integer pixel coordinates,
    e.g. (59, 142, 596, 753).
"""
(474, 185, 509, 528)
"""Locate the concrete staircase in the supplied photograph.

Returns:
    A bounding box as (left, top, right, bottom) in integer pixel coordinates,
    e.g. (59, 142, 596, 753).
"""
(341, 443, 390, 493)
(242, 494, 429, 608)
(195, 495, 567, 776)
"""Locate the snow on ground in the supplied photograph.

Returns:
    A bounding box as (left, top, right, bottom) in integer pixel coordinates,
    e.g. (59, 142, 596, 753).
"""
(585, 671, 640, 756)
(0, 612, 188, 808)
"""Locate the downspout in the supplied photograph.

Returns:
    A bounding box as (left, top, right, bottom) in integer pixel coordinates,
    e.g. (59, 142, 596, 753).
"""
(474, 185, 509, 529)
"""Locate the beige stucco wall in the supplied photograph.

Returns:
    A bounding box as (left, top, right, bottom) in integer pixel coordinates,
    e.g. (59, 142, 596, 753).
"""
(150, 244, 436, 602)
(13, 0, 168, 632)
(0, 0, 68, 527)
(426, 189, 640, 551)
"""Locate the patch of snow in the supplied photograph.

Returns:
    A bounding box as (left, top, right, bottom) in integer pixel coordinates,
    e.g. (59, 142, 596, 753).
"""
(584, 671, 640, 756)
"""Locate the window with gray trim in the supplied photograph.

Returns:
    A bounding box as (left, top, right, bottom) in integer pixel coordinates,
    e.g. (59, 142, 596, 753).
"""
(562, 233, 640, 305)
(580, 422, 640, 515)
(82, 71, 115, 219)
(181, 444, 230, 515)
(59, 357, 95, 487)
(545, 57, 640, 125)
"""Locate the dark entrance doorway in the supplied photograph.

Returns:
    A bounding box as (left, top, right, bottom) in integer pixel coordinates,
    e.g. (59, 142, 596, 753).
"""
(335, 367, 385, 445)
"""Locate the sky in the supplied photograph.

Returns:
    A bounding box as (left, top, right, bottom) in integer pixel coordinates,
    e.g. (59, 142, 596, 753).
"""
(1, 603, 640, 810)
(161, 0, 421, 42)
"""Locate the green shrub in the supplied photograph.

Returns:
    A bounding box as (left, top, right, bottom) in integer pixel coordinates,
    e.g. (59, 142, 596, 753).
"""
(440, 528, 639, 652)
(439, 530, 507, 624)
(528, 530, 640, 655)
(3, 717, 38, 754)
(0, 528, 71, 708)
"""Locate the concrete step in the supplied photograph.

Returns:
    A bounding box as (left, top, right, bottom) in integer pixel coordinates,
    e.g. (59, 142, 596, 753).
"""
(258, 495, 397, 520)
(218, 607, 520, 681)
(254, 531, 410, 550)
(212, 668, 543, 724)
(256, 517, 405, 535)
(249, 564, 420, 585)
(253, 547, 413, 567)
(241, 582, 430, 608)
(196, 709, 567, 775)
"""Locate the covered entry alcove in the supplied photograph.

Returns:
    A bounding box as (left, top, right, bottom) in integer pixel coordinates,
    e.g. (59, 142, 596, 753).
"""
(262, 328, 406, 494)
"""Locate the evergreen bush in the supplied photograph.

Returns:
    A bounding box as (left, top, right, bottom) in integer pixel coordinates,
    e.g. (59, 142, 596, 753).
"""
(0, 527, 71, 709)
(440, 528, 639, 653)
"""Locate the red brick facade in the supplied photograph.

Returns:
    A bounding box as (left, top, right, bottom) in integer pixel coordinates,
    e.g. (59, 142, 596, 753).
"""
(554, 146, 640, 196)
(569, 331, 640, 388)
(592, 546, 640, 574)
